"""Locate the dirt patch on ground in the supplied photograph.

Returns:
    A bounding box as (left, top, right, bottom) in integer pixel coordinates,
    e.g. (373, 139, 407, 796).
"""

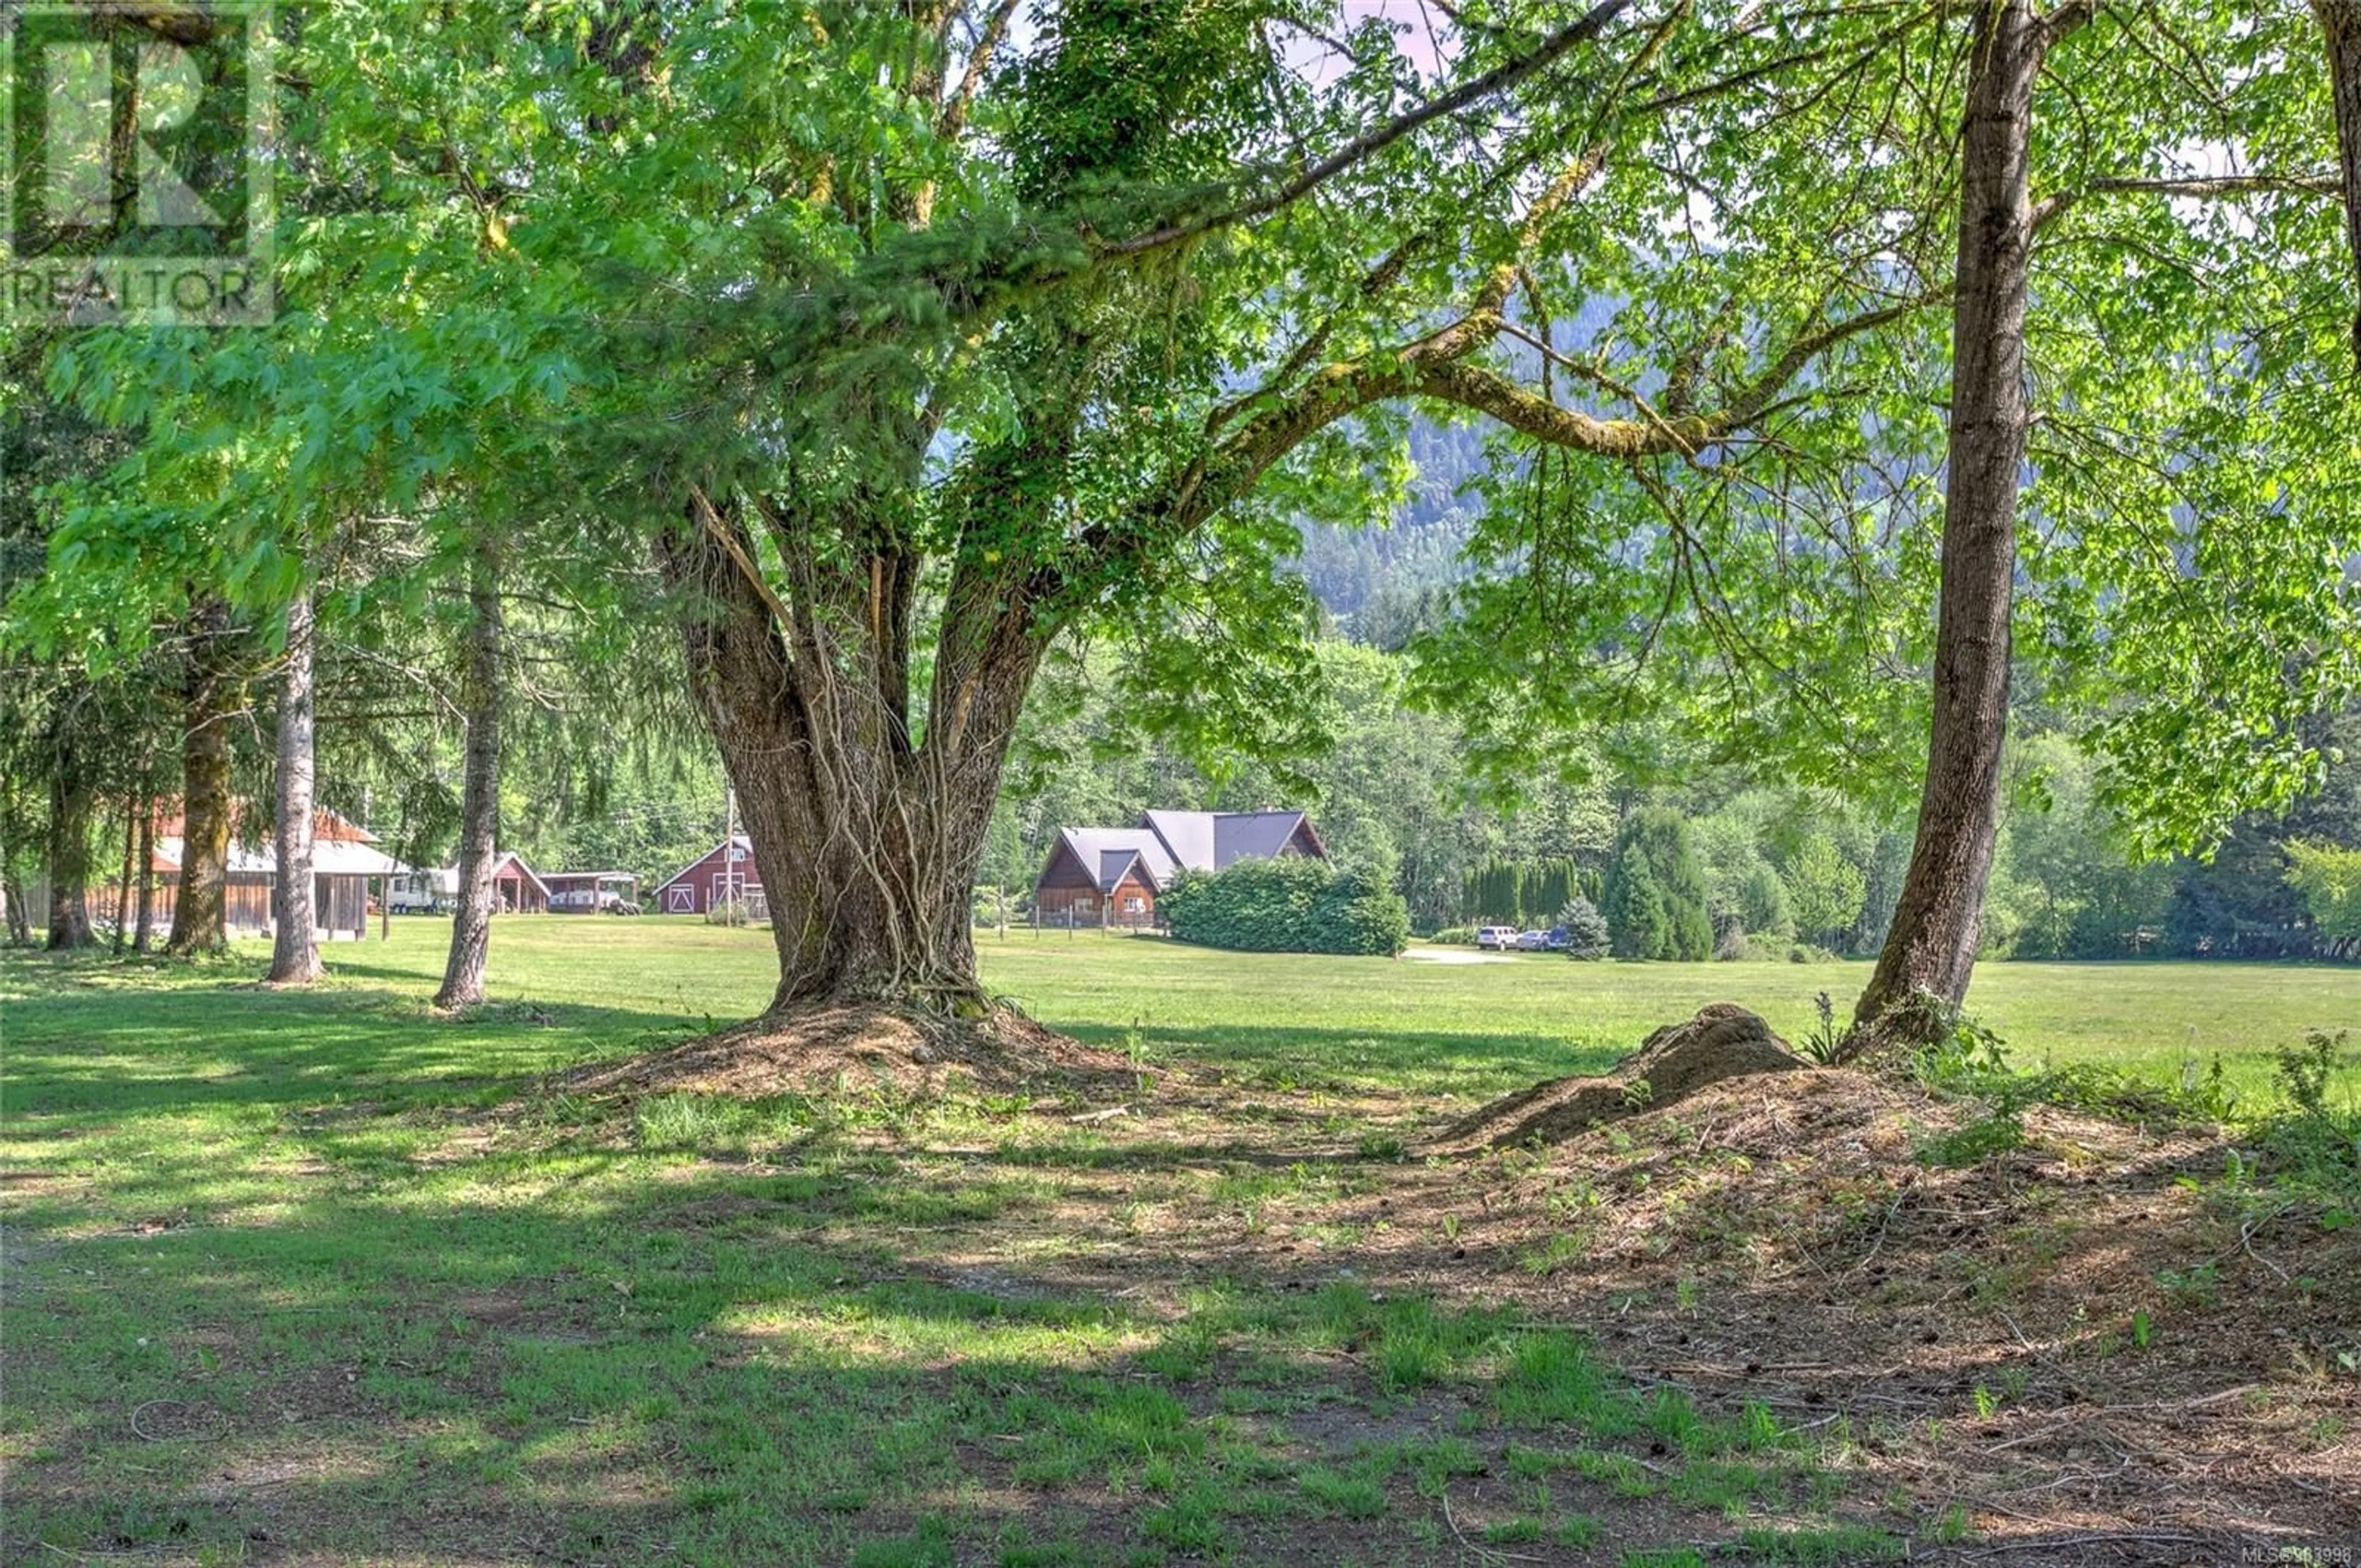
(1430, 1002, 1809, 1151)
(823, 1063, 2357, 1558)
(553, 1002, 1142, 1098)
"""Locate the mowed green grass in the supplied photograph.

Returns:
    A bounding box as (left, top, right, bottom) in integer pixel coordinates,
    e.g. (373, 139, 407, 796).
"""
(18, 913, 2346, 1103)
(981, 928, 2359, 1103)
(2, 919, 2354, 1565)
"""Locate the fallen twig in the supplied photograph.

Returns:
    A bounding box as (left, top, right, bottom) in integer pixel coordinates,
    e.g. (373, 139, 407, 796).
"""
(128, 1399, 217, 1443)
(1960, 1530, 2210, 1558)
(1440, 1487, 1543, 1564)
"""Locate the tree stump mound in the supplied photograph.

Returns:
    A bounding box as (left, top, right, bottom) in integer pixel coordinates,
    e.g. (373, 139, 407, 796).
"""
(1429, 1003, 1810, 1152)
(556, 1003, 1141, 1100)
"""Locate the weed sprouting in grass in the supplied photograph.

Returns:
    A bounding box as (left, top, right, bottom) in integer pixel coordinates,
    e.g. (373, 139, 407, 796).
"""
(1142, 1481, 1227, 1554)
(1913, 1107, 2026, 1168)
(1733, 1522, 1907, 1562)
(1504, 1442, 1564, 1478)
(1139, 1322, 1219, 1382)
(850, 1515, 956, 1568)
(1386, 1435, 1487, 1498)
(2157, 1262, 2221, 1306)
(1300, 1465, 1388, 1518)
(1571, 1448, 1659, 1499)
(1519, 1229, 1590, 1276)
(1557, 1512, 1604, 1546)
(1670, 1456, 1781, 1513)
(1800, 990, 1848, 1065)
(1496, 1331, 1640, 1436)
(2276, 1029, 2350, 1119)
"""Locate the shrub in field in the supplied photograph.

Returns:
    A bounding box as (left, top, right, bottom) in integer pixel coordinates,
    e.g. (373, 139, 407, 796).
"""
(1557, 897, 1611, 960)
(1431, 925, 1475, 945)
(1160, 856, 1410, 956)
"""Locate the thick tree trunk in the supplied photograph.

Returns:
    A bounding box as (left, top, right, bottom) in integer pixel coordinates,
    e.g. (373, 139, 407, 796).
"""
(167, 607, 239, 957)
(1855, 0, 2049, 1036)
(44, 744, 97, 950)
(267, 591, 325, 985)
(2317, 1, 2361, 371)
(435, 551, 502, 1010)
(659, 502, 1045, 1015)
(1, 774, 28, 945)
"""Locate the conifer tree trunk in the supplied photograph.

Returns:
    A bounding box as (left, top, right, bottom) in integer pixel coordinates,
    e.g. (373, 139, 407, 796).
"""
(435, 551, 502, 1010)
(112, 792, 135, 953)
(133, 779, 156, 953)
(1856, 0, 2057, 1035)
(44, 738, 96, 950)
(267, 590, 325, 984)
(167, 605, 239, 957)
(2, 772, 29, 945)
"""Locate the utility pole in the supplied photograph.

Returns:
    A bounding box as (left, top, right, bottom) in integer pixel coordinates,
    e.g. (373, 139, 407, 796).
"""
(362, 786, 387, 942)
(724, 782, 739, 926)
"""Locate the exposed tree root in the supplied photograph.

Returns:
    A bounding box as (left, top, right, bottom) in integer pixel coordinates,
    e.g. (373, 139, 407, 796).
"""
(1427, 1002, 1810, 1152)
(555, 1000, 1142, 1100)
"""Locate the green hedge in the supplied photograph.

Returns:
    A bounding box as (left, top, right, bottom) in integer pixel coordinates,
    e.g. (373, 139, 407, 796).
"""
(1160, 856, 1410, 956)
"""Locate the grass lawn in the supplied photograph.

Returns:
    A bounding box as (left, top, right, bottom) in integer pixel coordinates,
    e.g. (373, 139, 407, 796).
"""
(3, 920, 2354, 1566)
(980, 928, 2360, 1104)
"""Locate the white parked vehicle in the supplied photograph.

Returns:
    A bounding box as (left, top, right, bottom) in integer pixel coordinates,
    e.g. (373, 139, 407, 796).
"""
(1476, 925, 1519, 950)
(386, 869, 456, 914)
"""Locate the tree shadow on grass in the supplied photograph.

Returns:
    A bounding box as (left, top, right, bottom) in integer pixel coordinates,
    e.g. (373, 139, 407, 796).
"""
(1, 1144, 1931, 1568)
(2, 972, 695, 1120)
(4, 1015, 2349, 1566)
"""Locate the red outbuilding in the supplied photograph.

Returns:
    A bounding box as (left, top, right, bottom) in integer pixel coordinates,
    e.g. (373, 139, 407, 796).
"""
(650, 836, 765, 918)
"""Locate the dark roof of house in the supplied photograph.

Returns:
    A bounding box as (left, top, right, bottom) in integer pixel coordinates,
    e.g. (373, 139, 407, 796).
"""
(1142, 810, 1320, 873)
(1045, 811, 1321, 894)
(1052, 828, 1176, 894)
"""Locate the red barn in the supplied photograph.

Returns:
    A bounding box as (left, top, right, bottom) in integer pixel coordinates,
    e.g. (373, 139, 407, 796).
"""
(651, 836, 766, 917)
(1033, 810, 1325, 928)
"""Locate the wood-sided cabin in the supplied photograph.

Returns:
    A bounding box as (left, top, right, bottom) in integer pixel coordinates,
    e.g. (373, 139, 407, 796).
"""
(143, 806, 405, 940)
(1032, 810, 1326, 928)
